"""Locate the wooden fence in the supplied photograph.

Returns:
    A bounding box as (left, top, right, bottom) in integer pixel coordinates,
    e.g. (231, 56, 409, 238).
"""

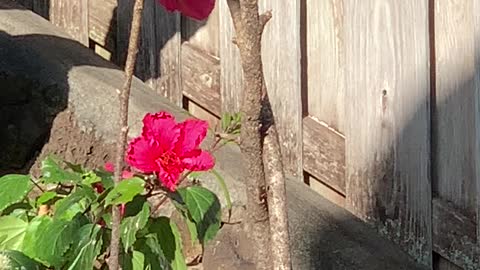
(14, 0, 480, 269)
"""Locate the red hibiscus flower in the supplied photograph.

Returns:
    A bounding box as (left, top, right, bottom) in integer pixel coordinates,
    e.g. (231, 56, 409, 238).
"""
(126, 111, 215, 191)
(157, 0, 215, 21)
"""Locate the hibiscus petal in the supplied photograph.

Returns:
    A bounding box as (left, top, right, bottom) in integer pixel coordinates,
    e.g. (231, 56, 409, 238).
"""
(177, 0, 215, 20)
(157, 167, 182, 192)
(156, 0, 178, 11)
(126, 136, 163, 173)
(142, 112, 180, 151)
(176, 119, 208, 154)
(182, 150, 215, 171)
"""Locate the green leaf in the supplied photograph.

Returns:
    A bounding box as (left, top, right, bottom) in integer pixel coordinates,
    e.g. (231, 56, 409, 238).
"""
(23, 215, 82, 267)
(36, 191, 57, 206)
(105, 177, 145, 206)
(0, 250, 45, 270)
(220, 113, 232, 131)
(40, 156, 82, 184)
(176, 186, 221, 244)
(211, 169, 232, 216)
(66, 224, 103, 270)
(0, 174, 32, 212)
(121, 202, 150, 252)
(81, 171, 102, 185)
(9, 209, 29, 222)
(95, 169, 114, 189)
(183, 216, 198, 247)
(64, 161, 84, 174)
(148, 217, 187, 270)
(121, 250, 145, 270)
(54, 188, 95, 220)
(129, 236, 170, 270)
(0, 216, 28, 250)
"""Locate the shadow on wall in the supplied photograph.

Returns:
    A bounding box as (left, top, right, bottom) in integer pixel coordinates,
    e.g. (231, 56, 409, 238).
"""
(0, 0, 207, 174)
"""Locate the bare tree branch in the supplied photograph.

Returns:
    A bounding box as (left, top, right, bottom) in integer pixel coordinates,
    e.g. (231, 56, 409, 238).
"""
(109, 0, 145, 269)
(259, 11, 272, 33)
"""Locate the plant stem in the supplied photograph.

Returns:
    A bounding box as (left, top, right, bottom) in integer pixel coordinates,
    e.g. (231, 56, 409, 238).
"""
(226, 1, 273, 269)
(109, 0, 145, 269)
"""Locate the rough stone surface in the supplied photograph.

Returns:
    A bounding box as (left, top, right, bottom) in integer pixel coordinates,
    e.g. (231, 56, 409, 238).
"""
(0, 1, 429, 269)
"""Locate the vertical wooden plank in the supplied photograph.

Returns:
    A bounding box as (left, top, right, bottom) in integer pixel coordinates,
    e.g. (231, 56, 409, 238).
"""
(257, 0, 303, 180)
(154, 5, 182, 106)
(32, 0, 49, 19)
(182, 2, 220, 57)
(219, 0, 243, 113)
(50, 0, 89, 45)
(434, 0, 478, 222)
(117, 0, 181, 106)
(474, 0, 480, 244)
(117, 0, 155, 85)
(344, 0, 432, 267)
(17, 0, 33, 10)
(306, 0, 345, 133)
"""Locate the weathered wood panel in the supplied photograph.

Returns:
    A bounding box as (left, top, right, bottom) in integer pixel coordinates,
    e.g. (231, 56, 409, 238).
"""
(117, 0, 156, 85)
(154, 4, 182, 106)
(32, 0, 48, 19)
(434, 0, 479, 222)
(344, 0, 432, 266)
(49, 0, 89, 45)
(17, 0, 32, 9)
(474, 0, 480, 244)
(258, 0, 303, 180)
(432, 198, 479, 269)
(306, 0, 345, 133)
(303, 116, 345, 194)
(182, 1, 219, 57)
(181, 42, 221, 116)
(88, 0, 117, 52)
(219, 0, 243, 113)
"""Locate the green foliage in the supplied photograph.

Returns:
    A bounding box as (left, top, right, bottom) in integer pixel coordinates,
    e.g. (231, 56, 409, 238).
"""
(121, 202, 150, 252)
(148, 217, 187, 270)
(220, 112, 242, 134)
(0, 250, 44, 270)
(40, 156, 83, 184)
(177, 186, 221, 244)
(105, 177, 145, 206)
(66, 224, 103, 270)
(0, 216, 28, 250)
(0, 152, 227, 269)
(0, 174, 32, 213)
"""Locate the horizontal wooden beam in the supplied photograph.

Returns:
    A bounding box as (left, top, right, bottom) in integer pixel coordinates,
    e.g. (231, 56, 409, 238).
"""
(303, 116, 346, 194)
(88, 0, 116, 52)
(181, 42, 221, 116)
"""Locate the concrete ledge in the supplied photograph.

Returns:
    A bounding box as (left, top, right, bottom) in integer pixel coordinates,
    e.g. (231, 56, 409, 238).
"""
(0, 1, 427, 269)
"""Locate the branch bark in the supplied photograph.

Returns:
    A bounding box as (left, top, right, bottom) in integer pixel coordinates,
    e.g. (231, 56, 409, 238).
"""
(227, 0, 291, 269)
(109, 0, 145, 269)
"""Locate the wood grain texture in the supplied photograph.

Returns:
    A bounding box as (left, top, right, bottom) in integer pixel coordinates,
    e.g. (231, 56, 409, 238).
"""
(17, 0, 32, 9)
(181, 42, 221, 116)
(474, 0, 480, 245)
(258, 0, 303, 180)
(344, 0, 432, 266)
(117, 0, 156, 86)
(303, 116, 345, 194)
(306, 0, 345, 133)
(50, 0, 89, 45)
(88, 0, 117, 52)
(434, 0, 479, 221)
(32, 0, 48, 19)
(219, 0, 243, 113)
(154, 2, 182, 106)
(432, 198, 479, 270)
(181, 1, 219, 56)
